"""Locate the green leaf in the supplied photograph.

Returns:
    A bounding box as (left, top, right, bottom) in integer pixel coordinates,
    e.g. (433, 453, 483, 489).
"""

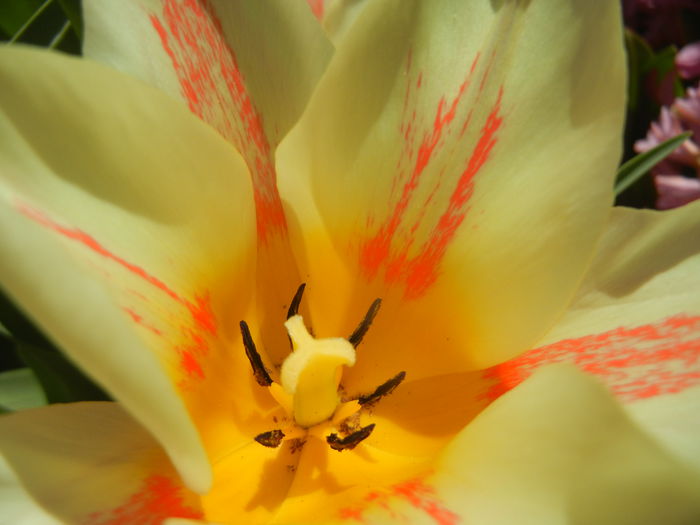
(0, 0, 45, 37)
(7, 0, 55, 44)
(57, 0, 82, 38)
(0, 368, 46, 412)
(2, 0, 81, 55)
(625, 30, 653, 111)
(0, 290, 56, 351)
(646, 45, 685, 99)
(14, 341, 110, 404)
(48, 19, 71, 48)
(614, 131, 692, 196)
(0, 292, 109, 402)
(646, 46, 677, 74)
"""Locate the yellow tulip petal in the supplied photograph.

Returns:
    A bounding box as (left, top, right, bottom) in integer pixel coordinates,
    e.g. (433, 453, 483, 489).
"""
(538, 202, 700, 348)
(0, 456, 61, 525)
(626, 387, 700, 472)
(478, 202, 700, 468)
(306, 0, 327, 20)
(201, 440, 301, 524)
(84, 0, 330, 267)
(84, 0, 335, 361)
(273, 437, 432, 524)
(163, 518, 221, 525)
(84, 0, 332, 151)
(309, 0, 371, 45)
(0, 403, 204, 524)
(482, 203, 700, 394)
(332, 366, 700, 525)
(0, 46, 258, 491)
(278, 0, 626, 391)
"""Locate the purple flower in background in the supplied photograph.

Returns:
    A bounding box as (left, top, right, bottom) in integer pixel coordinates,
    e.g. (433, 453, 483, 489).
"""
(674, 84, 700, 137)
(676, 41, 700, 79)
(635, 82, 700, 209)
(655, 175, 700, 209)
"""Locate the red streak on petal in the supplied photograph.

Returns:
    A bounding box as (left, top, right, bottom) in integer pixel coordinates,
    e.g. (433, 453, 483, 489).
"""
(338, 507, 365, 523)
(339, 478, 458, 524)
(392, 479, 459, 525)
(17, 203, 216, 335)
(149, 1, 287, 242)
(359, 52, 504, 298)
(306, 0, 325, 20)
(17, 203, 216, 382)
(84, 475, 202, 525)
(405, 87, 503, 298)
(20, 204, 179, 303)
(123, 307, 163, 336)
(481, 314, 700, 403)
(361, 61, 476, 276)
(180, 349, 205, 379)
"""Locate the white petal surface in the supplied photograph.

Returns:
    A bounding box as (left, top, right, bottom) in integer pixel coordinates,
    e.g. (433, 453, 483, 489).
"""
(84, 0, 332, 150)
(85, 0, 336, 362)
(278, 0, 626, 391)
(0, 46, 257, 491)
(0, 456, 61, 525)
(335, 366, 700, 525)
(479, 203, 700, 469)
(0, 403, 203, 524)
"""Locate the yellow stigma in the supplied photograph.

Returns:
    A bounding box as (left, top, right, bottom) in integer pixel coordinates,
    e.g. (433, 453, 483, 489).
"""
(281, 315, 356, 428)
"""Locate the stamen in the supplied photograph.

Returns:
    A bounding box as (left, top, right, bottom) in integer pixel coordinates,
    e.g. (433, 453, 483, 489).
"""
(254, 429, 285, 448)
(240, 320, 273, 387)
(327, 424, 375, 451)
(287, 283, 306, 319)
(358, 371, 407, 407)
(348, 298, 382, 347)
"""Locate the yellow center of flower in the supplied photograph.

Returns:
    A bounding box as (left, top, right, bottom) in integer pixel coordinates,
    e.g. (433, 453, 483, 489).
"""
(240, 285, 403, 452)
(280, 315, 356, 427)
(203, 285, 460, 523)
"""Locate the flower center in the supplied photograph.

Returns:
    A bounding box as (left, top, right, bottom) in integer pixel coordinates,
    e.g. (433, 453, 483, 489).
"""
(281, 315, 355, 427)
(240, 284, 404, 451)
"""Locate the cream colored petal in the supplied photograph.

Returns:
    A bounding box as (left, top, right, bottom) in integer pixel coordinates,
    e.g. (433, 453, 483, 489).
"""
(626, 387, 700, 472)
(0, 456, 61, 525)
(0, 46, 258, 491)
(477, 202, 700, 469)
(333, 366, 700, 525)
(278, 0, 626, 391)
(0, 403, 204, 524)
(83, 0, 331, 242)
(84, 0, 332, 150)
(85, 0, 336, 364)
(311, 0, 371, 44)
(540, 202, 700, 344)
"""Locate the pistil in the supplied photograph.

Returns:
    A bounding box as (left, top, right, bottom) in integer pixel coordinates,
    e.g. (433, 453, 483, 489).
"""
(241, 285, 405, 453)
(281, 315, 356, 428)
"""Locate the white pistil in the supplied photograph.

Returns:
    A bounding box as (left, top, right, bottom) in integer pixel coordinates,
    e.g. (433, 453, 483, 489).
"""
(281, 315, 356, 428)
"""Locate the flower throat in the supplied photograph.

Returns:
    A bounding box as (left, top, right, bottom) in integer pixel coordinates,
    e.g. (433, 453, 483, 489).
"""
(240, 284, 406, 451)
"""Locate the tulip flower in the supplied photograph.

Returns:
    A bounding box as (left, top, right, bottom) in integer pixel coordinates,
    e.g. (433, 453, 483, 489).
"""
(1, 1, 699, 524)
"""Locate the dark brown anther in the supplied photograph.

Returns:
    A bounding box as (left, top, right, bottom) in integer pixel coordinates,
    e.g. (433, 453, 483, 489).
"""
(348, 298, 382, 347)
(327, 424, 375, 451)
(358, 371, 406, 407)
(254, 429, 285, 448)
(287, 283, 306, 319)
(240, 320, 273, 387)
